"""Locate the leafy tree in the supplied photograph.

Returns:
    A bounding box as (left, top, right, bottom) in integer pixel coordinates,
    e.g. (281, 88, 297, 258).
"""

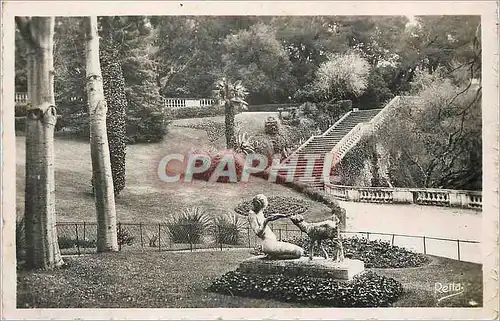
(390, 15, 481, 92)
(312, 51, 371, 102)
(15, 29, 28, 92)
(119, 17, 167, 143)
(214, 78, 248, 149)
(272, 17, 336, 91)
(377, 69, 481, 189)
(152, 16, 257, 98)
(222, 22, 296, 104)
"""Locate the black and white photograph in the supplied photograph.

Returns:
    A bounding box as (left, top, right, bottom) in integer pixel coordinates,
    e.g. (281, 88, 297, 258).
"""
(1, 1, 498, 320)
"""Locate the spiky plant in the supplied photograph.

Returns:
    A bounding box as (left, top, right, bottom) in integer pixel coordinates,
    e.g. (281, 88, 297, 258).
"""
(213, 78, 248, 149)
(234, 130, 255, 155)
(213, 213, 246, 245)
(166, 207, 213, 244)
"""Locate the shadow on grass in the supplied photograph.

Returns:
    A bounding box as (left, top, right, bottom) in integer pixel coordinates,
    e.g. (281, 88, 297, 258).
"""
(17, 251, 482, 309)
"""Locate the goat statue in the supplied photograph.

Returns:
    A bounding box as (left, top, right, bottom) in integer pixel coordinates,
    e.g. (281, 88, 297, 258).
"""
(290, 213, 345, 262)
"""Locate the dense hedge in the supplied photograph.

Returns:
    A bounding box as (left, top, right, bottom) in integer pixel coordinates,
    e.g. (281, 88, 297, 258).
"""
(207, 270, 403, 307)
(285, 235, 430, 268)
(165, 104, 228, 120)
(246, 103, 301, 112)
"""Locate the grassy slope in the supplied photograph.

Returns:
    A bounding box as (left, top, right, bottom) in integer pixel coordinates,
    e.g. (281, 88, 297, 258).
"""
(16, 112, 330, 224)
(17, 251, 482, 308)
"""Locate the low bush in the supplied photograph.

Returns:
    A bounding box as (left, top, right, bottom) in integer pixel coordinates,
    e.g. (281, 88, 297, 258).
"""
(166, 207, 212, 244)
(285, 235, 429, 268)
(58, 236, 96, 249)
(207, 270, 403, 307)
(126, 112, 169, 144)
(189, 149, 247, 183)
(117, 226, 135, 246)
(212, 213, 245, 245)
(234, 196, 310, 217)
(165, 104, 228, 120)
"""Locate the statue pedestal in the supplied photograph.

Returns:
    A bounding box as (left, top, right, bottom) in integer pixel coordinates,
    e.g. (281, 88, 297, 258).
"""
(238, 256, 365, 281)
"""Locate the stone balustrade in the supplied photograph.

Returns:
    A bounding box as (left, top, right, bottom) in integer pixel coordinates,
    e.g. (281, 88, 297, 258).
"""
(163, 97, 217, 109)
(323, 183, 482, 210)
(15, 92, 29, 103)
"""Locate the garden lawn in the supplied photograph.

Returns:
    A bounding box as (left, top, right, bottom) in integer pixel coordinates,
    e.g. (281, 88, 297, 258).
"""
(171, 111, 280, 136)
(15, 123, 331, 224)
(17, 251, 482, 308)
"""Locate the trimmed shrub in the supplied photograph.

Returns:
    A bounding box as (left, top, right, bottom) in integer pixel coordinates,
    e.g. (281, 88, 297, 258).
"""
(117, 226, 135, 246)
(234, 196, 310, 217)
(166, 207, 212, 244)
(212, 213, 245, 245)
(15, 117, 26, 133)
(166, 104, 240, 120)
(285, 235, 429, 268)
(57, 236, 97, 249)
(189, 149, 247, 183)
(207, 270, 403, 307)
(101, 48, 127, 196)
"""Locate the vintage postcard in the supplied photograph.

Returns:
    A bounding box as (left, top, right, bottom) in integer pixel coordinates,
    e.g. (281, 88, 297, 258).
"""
(1, 1, 498, 320)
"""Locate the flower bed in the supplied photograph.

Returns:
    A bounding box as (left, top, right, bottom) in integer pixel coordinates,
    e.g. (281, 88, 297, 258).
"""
(207, 270, 403, 307)
(234, 196, 310, 217)
(285, 236, 430, 268)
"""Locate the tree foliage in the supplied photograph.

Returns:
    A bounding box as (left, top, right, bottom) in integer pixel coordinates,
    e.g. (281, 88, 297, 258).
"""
(222, 23, 296, 104)
(312, 52, 371, 101)
(377, 70, 481, 189)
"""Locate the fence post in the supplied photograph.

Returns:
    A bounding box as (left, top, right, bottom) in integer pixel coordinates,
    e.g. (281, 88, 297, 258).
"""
(75, 223, 80, 255)
(247, 225, 251, 248)
(391, 234, 395, 246)
(189, 231, 193, 252)
(219, 226, 223, 252)
(285, 224, 288, 240)
(423, 236, 427, 254)
(279, 228, 282, 241)
(457, 239, 461, 261)
(118, 222, 122, 251)
(140, 222, 144, 251)
(366, 232, 370, 241)
(158, 223, 161, 252)
(83, 222, 86, 242)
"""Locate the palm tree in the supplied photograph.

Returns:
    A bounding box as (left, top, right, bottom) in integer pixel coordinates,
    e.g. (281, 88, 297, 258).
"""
(213, 78, 248, 149)
(15, 17, 64, 269)
(84, 16, 118, 252)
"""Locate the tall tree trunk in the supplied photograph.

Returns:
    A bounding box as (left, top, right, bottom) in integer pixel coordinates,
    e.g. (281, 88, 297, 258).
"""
(225, 101, 235, 149)
(100, 39, 127, 196)
(16, 17, 64, 269)
(84, 16, 118, 252)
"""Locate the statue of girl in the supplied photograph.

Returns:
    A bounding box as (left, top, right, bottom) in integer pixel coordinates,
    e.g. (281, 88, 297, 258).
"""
(247, 194, 304, 259)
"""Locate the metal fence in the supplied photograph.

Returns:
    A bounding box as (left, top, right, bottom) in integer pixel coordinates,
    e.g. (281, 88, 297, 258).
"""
(55, 222, 481, 263)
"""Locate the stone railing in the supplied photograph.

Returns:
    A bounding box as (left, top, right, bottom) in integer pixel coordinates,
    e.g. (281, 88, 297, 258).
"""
(281, 134, 318, 164)
(15, 92, 29, 104)
(368, 96, 400, 133)
(331, 122, 367, 161)
(322, 110, 352, 137)
(163, 98, 217, 109)
(323, 183, 482, 210)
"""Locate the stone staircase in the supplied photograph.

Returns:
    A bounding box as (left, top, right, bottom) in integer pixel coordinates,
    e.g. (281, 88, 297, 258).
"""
(275, 96, 408, 189)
